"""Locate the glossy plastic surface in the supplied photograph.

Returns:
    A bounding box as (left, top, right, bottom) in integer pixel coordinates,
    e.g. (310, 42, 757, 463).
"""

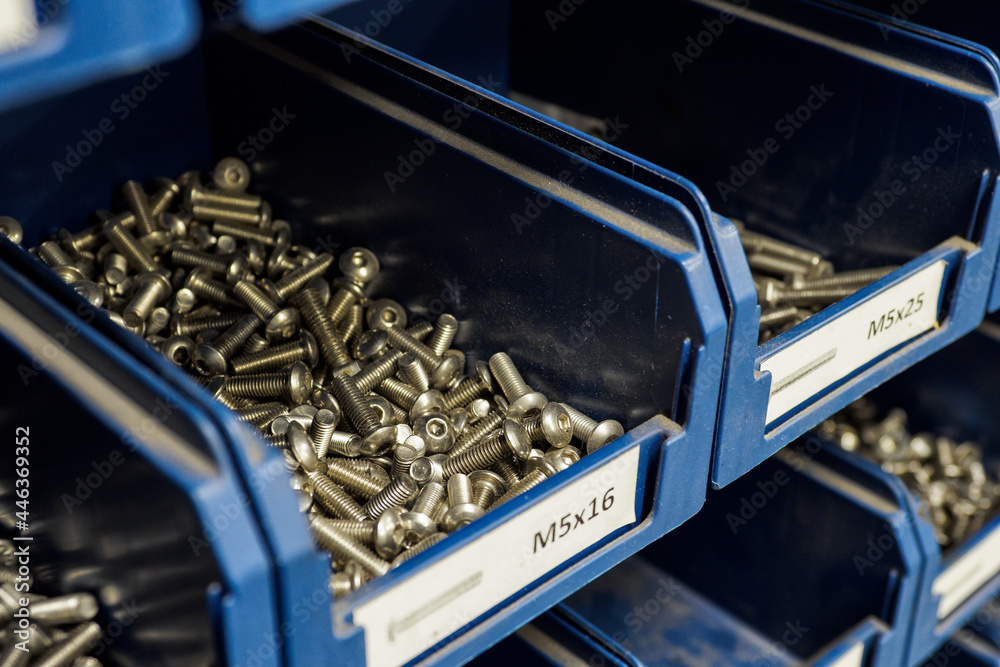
(0, 251, 280, 666)
(0, 19, 728, 666)
(560, 445, 927, 667)
(502, 0, 1000, 487)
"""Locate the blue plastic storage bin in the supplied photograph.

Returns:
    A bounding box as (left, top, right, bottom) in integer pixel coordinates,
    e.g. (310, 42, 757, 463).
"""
(468, 612, 634, 667)
(0, 0, 368, 116)
(324, 0, 1000, 489)
(0, 0, 200, 115)
(322, 0, 510, 86)
(814, 0, 1000, 318)
(0, 17, 729, 667)
(555, 443, 929, 667)
(0, 243, 281, 665)
(918, 597, 1000, 667)
(445, 0, 1000, 488)
(819, 319, 1000, 666)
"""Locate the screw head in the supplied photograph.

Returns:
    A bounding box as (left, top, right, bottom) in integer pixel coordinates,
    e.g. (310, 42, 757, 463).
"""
(193, 343, 228, 376)
(53, 265, 86, 283)
(306, 276, 330, 305)
(212, 157, 252, 192)
(226, 253, 251, 286)
(360, 425, 397, 457)
(399, 511, 437, 544)
(161, 335, 195, 367)
(414, 414, 454, 454)
(525, 449, 557, 477)
(206, 375, 227, 399)
(289, 423, 319, 473)
(503, 419, 531, 460)
(430, 354, 463, 391)
(367, 298, 408, 330)
(540, 402, 573, 447)
(368, 395, 396, 426)
(507, 391, 548, 421)
(473, 361, 495, 394)
(410, 390, 446, 421)
(353, 329, 389, 360)
(375, 507, 406, 559)
(332, 276, 367, 302)
(467, 398, 491, 421)
(447, 408, 469, 437)
(545, 446, 581, 472)
(0, 216, 24, 244)
(266, 307, 301, 342)
(409, 457, 440, 484)
(339, 247, 380, 284)
(469, 470, 507, 498)
(135, 269, 173, 294)
(588, 420, 625, 454)
(267, 245, 292, 278)
(442, 503, 484, 533)
(287, 362, 313, 404)
(297, 331, 320, 368)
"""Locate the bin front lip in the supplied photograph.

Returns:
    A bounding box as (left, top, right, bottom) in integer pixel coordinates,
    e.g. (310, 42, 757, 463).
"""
(0, 253, 284, 667)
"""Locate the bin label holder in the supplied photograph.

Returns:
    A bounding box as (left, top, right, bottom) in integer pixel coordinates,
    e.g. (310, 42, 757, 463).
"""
(352, 445, 642, 667)
(933, 521, 1000, 619)
(760, 260, 947, 425)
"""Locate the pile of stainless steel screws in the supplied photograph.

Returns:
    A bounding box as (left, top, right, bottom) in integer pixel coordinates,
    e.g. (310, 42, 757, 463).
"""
(9, 158, 625, 600)
(0, 538, 102, 667)
(821, 399, 1000, 549)
(736, 221, 898, 342)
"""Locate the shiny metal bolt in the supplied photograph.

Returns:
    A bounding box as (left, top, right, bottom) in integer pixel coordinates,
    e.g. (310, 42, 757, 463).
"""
(225, 361, 312, 404)
(123, 271, 172, 328)
(442, 420, 530, 478)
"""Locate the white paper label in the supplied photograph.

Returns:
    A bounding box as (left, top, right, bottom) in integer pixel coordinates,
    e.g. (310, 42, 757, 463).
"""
(934, 523, 1000, 619)
(760, 261, 946, 425)
(0, 0, 37, 55)
(828, 642, 864, 667)
(352, 447, 642, 667)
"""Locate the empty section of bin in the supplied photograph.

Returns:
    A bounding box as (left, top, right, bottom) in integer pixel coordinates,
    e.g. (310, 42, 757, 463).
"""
(560, 446, 927, 667)
(499, 0, 1000, 487)
(468, 612, 634, 667)
(0, 256, 280, 666)
(815, 0, 1000, 316)
(322, 0, 510, 85)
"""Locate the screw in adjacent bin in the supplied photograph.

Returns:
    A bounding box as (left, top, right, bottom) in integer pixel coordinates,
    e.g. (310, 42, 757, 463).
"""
(31, 621, 102, 667)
